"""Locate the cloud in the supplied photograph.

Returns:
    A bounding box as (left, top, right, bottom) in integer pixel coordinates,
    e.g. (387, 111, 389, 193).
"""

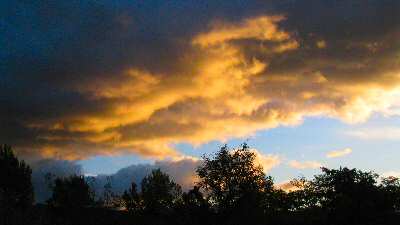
(382, 171, 400, 178)
(288, 160, 322, 169)
(275, 180, 300, 192)
(346, 127, 400, 140)
(326, 148, 352, 158)
(250, 149, 282, 172)
(192, 15, 297, 50)
(2, 1, 400, 161)
(29, 157, 201, 203)
(86, 157, 201, 200)
(155, 156, 202, 190)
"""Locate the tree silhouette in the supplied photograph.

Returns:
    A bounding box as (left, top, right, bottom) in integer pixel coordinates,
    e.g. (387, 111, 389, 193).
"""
(48, 175, 94, 208)
(380, 176, 400, 211)
(288, 176, 321, 211)
(176, 186, 212, 225)
(122, 182, 143, 213)
(196, 143, 272, 224)
(0, 145, 34, 210)
(141, 169, 182, 213)
(289, 167, 388, 224)
(197, 144, 270, 209)
(181, 186, 208, 209)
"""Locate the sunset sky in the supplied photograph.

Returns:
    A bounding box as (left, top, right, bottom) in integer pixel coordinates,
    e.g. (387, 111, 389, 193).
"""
(2, 1, 400, 185)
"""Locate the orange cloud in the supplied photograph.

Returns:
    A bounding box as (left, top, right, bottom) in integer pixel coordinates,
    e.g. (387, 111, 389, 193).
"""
(275, 181, 300, 192)
(192, 15, 292, 47)
(13, 14, 400, 161)
(250, 149, 281, 173)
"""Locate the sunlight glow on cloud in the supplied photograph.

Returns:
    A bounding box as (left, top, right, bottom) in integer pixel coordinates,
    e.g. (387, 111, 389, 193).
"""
(250, 149, 282, 173)
(275, 181, 300, 192)
(382, 171, 400, 178)
(326, 148, 352, 158)
(192, 15, 294, 48)
(3, 3, 399, 161)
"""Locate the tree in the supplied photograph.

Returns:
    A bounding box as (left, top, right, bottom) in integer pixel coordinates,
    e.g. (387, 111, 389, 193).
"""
(289, 167, 387, 224)
(141, 169, 182, 213)
(380, 176, 400, 211)
(122, 182, 143, 213)
(0, 145, 34, 210)
(48, 175, 94, 208)
(197, 144, 271, 211)
(181, 186, 208, 209)
(288, 176, 321, 211)
(176, 186, 212, 225)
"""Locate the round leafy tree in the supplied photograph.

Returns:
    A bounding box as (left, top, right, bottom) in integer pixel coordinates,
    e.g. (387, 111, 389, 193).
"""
(196, 143, 273, 211)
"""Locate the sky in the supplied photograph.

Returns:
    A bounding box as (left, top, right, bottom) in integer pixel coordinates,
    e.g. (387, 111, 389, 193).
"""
(1, 0, 400, 188)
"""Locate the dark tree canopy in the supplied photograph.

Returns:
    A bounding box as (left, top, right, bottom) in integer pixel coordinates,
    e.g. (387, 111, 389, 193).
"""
(122, 182, 143, 213)
(48, 175, 94, 208)
(141, 169, 182, 212)
(197, 144, 272, 211)
(288, 167, 393, 224)
(181, 186, 208, 209)
(380, 176, 400, 211)
(0, 145, 34, 209)
(312, 167, 382, 211)
(3, 143, 400, 225)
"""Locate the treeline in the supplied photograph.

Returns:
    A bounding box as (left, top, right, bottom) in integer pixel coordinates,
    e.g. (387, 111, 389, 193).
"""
(1, 144, 400, 225)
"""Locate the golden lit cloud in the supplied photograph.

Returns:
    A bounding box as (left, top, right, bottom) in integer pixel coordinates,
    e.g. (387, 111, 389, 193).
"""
(9, 13, 400, 161)
(249, 149, 281, 172)
(326, 148, 352, 158)
(192, 15, 292, 47)
(275, 181, 300, 192)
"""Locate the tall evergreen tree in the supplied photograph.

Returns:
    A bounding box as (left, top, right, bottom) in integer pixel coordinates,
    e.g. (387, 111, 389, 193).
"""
(0, 145, 34, 210)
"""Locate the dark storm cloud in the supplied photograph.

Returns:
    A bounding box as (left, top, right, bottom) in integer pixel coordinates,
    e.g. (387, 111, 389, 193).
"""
(1, 0, 399, 160)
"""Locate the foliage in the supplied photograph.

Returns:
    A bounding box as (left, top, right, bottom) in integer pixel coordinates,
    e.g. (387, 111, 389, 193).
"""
(380, 176, 400, 210)
(181, 186, 208, 209)
(0, 144, 34, 210)
(48, 175, 95, 208)
(197, 143, 271, 212)
(3, 143, 400, 225)
(122, 182, 144, 213)
(288, 167, 389, 224)
(141, 169, 182, 213)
